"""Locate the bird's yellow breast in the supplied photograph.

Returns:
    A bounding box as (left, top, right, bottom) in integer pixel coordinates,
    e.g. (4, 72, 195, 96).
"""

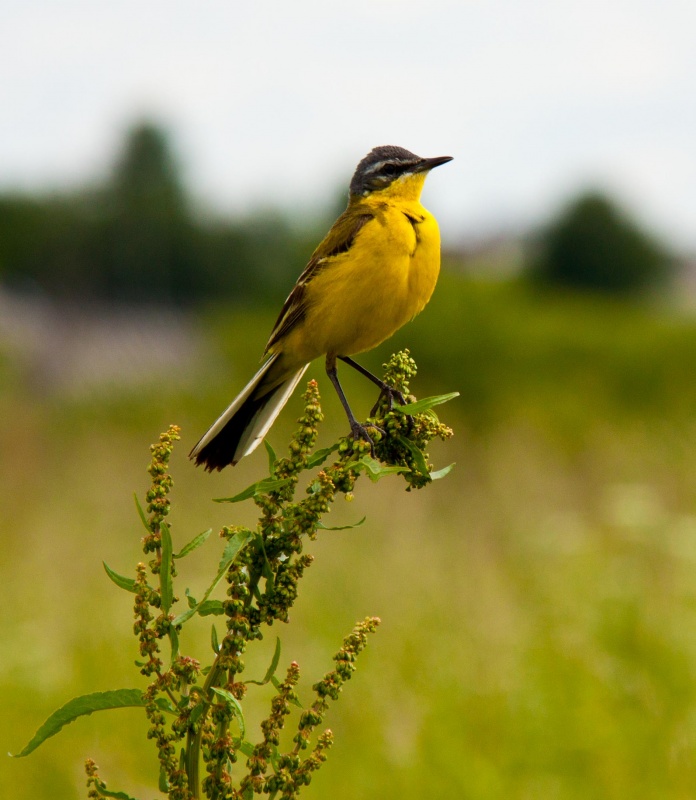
(282, 176, 441, 364)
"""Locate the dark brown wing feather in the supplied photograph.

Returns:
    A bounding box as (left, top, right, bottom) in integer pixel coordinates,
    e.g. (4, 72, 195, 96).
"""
(264, 209, 375, 353)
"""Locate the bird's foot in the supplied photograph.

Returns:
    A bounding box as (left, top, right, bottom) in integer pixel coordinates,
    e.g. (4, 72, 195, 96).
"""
(350, 420, 385, 458)
(370, 385, 415, 433)
(370, 385, 408, 417)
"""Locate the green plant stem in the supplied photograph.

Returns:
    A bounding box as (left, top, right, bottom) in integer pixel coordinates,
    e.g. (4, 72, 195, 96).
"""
(210, 669, 236, 800)
(185, 555, 265, 797)
(186, 659, 223, 798)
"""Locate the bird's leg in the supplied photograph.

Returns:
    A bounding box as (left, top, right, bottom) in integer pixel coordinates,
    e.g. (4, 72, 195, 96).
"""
(337, 355, 408, 417)
(326, 355, 382, 454)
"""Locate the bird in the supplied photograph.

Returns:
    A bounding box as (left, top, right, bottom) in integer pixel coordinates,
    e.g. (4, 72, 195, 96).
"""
(190, 144, 453, 471)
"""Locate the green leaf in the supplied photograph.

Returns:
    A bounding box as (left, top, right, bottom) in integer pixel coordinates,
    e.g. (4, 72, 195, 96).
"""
(213, 477, 292, 504)
(316, 516, 367, 531)
(189, 700, 207, 728)
(264, 637, 282, 683)
(103, 562, 137, 593)
(185, 588, 198, 608)
(264, 439, 277, 471)
(431, 463, 456, 480)
(305, 442, 340, 469)
(218, 530, 253, 573)
(158, 765, 169, 793)
(357, 455, 409, 482)
(174, 528, 212, 559)
(94, 787, 140, 800)
(267, 742, 281, 772)
(242, 786, 254, 800)
(235, 739, 256, 758)
(211, 624, 220, 654)
(198, 600, 225, 616)
(246, 637, 282, 686)
(160, 522, 174, 614)
(397, 436, 431, 477)
(12, 689, 145, 757)
(133, 493, 151, 533)
(211, 687, 246, 739)
(392, 392, 460, 415)
(171, 529, 253, 626)
(169, 626, 180, 663)
(155, 697, 176, 714)
(254, 532, 275, 590)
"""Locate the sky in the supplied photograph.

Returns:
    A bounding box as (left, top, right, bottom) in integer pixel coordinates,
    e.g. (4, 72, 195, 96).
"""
(2, 0, 695, 249)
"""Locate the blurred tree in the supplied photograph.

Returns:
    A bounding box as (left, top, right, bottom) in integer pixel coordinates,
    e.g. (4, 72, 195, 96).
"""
(196, 212, 309, 309)
(0, 120, 331, 306)
(96, 121, 197, 302)
(0, 194, 95, 296)
(528, 192, 672, 293)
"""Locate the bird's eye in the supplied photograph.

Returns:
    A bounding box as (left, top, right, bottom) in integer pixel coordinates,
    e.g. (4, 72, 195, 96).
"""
(382, 163, 398, 177)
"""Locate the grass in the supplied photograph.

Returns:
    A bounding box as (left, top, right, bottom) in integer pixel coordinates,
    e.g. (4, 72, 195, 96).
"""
(4, 274, 696, 798)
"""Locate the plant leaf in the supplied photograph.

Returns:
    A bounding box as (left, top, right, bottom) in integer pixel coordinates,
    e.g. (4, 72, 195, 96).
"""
(246, 638, 282, 686)
(392, 392, 460, 415)
(263, 637, 282, 683)
(155, 697, 176, 714)
(211, 624, 220, 654)
(211, 688, 246, 739)
(133, 493, 151, 533)
(94, 787, 140, 800)
(264, 439, 277, 472)
(158, 765, 169, 793)
(305, 442, 340, 469)
(174, 528, 212, 559)
(198, 600, 225, 616)
(102, 562, 137, 593)
(218, 530, 253, 573)
(171, 529, 253, 626)
(12, 689, 146, 757)
(254, 533, 275, 590)
(160, 522, 174, 613)
(235, 739, 256, 758)
(189, 699, 207, 728)
(316, 516, 367, 531)
(169, 626, 179, 663)
(357, 455, 409, 482)
(267, 742, 281, 772)
(431, 463, 456, 480)
(213, 477, 292, 504)
(397, 436, 431, 477)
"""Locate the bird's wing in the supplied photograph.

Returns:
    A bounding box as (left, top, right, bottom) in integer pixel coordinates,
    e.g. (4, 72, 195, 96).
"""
(264, 209, 375, 352)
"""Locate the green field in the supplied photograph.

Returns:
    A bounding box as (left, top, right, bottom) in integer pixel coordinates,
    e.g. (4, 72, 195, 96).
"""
(5, 274, 696, 799)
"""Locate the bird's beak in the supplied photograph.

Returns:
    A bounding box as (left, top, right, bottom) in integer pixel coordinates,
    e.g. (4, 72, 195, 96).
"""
(416, 155, 454, 173)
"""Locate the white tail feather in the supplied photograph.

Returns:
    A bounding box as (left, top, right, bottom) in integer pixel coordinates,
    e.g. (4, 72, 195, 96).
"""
(232, 364, 309, 461)
(189, 355, 309, 465)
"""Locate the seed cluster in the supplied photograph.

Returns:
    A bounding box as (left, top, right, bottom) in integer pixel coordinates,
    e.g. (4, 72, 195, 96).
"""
(84, 352, 454, 799)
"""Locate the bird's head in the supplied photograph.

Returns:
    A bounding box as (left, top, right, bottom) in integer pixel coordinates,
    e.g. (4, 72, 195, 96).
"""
(349, 145, 452, 201)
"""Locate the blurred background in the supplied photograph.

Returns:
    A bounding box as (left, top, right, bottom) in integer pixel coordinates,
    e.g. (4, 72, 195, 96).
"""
(3, 1, 696, 798)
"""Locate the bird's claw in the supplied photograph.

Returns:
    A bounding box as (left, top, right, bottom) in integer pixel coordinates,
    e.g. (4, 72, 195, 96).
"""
(350, 421, 384, 459)
(370, 385, 415, 433)
(369, 385, 408, 418)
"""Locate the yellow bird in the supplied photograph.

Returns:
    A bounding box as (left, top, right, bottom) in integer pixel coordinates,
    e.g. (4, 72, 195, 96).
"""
(190, 145, 452, 471)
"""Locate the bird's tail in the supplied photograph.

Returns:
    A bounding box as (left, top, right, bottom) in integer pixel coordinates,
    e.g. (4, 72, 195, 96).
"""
(189, 354, 309, 471)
